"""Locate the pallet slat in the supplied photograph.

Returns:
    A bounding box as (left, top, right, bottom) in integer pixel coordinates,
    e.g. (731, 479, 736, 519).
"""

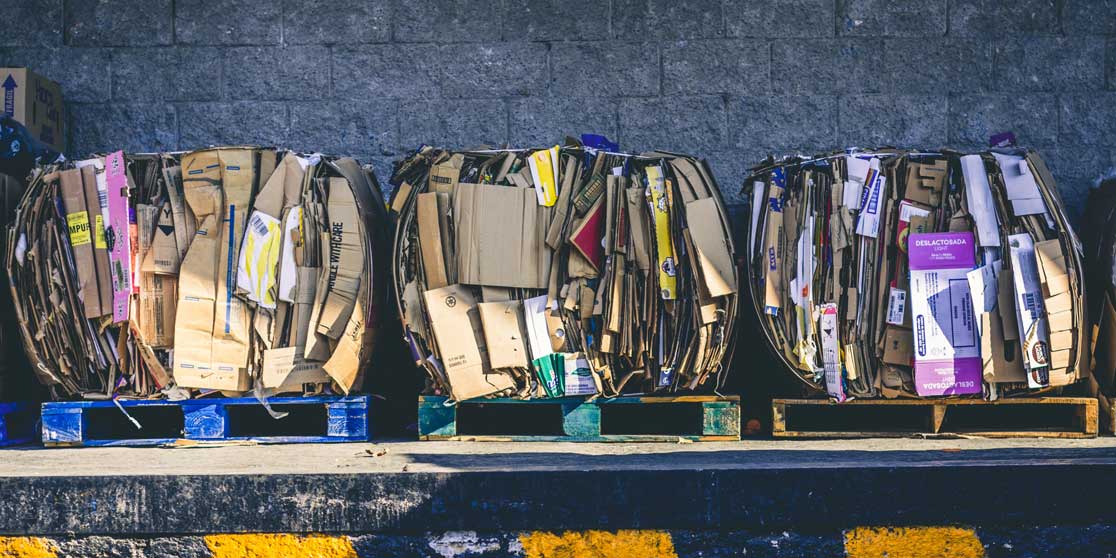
(772, 397, 1097, 439)
(419, 395, 741, 442)
(0, 402, 38, 447)
(41, 395, 370, 447)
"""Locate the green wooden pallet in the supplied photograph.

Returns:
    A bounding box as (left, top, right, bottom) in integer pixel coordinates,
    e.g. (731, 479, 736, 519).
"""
(418, 394, 740, 441)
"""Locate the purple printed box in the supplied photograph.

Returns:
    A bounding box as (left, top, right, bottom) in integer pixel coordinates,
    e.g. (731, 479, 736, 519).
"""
(908, 232, 981, 396)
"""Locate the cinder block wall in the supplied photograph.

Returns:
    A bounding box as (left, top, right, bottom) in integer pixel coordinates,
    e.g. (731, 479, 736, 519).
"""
(1, 0, 1113, 216)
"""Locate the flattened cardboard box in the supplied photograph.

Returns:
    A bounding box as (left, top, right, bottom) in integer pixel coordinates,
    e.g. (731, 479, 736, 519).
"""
(0, 68, 64, 152)
(454, 183, 550, 290)
(423, 284, 514, 400)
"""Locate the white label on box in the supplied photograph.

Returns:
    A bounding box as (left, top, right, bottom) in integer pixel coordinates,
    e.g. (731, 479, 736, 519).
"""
(820, 303, 845, 402)
(886, 287, 907, 326)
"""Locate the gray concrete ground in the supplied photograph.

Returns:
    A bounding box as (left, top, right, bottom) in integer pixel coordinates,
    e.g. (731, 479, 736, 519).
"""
(3, 436, 1116, 476)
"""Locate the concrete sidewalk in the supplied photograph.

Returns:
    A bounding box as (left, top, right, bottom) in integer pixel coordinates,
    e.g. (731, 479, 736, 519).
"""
(2, 437, 1116, 476)
(2, 438, 1116, 556)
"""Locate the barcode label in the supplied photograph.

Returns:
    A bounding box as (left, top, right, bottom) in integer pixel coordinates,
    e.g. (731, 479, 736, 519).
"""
(250, 214, 268, 236)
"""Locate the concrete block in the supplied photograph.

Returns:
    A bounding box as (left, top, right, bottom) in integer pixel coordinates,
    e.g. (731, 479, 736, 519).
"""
(1064, 0, 1116, 35)
(177, 102, 288, 148)
(838, 95, 947, 146)
(838, 0, 947, 36)
(612, 0, 724, 40)
(224, 46, 330, 101)
(0, 0, 62, 47)
(1108, 39, 1115, 90)
(64, 0, 172, 46)
(395, 0, 500, 43)
(54, 536, 145, 558)
(950, 94, 1057, 149)
(704, 150, 767, 205)
(551, 42, 659, 98)
(175, 0, 281, 45)
(771, 39, 884, 94)
(1060, 93, 1116, 147)
(619, 96, 727, 155)
(725, 0, 835, 38)
(399, 99, 507, 151)
(111, 48, 222, 102)
(69, 103, 176, 156)
(949, 0, 1060, 36)
(333, 44, 441, 100)
(290, 100, 398, 158)
(440, 43, 547, 98)
(0, 47, 110, 103)
(1040, 144, 1116, 222)
(672, 530, 845, 558)
(728, 95, 838, 151)
(882, 39, 991, 93)
(509, 97, 617, 146)
(663, 40, 768, 95)
(993, 37, 1105, 92)
(504, 0, 608, 41)
(143, 537, 210, 558)
(284, 0, 390, 45)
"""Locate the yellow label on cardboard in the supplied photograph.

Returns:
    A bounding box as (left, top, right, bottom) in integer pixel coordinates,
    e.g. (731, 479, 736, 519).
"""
(528, 148, 558, 207)
(94, 214, 107, 249)
(66, 211, 91, 246)
(647, 165, 677, 300)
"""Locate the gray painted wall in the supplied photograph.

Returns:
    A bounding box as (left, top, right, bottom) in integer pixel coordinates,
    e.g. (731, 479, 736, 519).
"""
(1, 0, 1114, 217)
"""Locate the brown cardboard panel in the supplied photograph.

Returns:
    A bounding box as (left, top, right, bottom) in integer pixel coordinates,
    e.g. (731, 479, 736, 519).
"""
(454, 183, 550, 289)
(423, 284, 514, 400)
(261, 345, 330, 392)
(478, 301, 529, 369)
(882, 326, 913, 366)
(685, 197, 737, 298)
(0, 67, 64, 152)
(980, 311, 1027, 384)
(417, 192, 449, 289)
(58, 170, 102, 318)
(316, 177, 364, 339)
(211, 148, 256, 383)
(144, 202, 180, 275)
(80, 165, 113, 315)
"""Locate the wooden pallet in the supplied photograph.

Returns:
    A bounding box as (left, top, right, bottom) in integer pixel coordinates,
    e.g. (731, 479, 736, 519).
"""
(0, 402, 38, 447)
(773, 397, 1098, 439)
(418, 394, 740, 441)
(41, 395, 370, 447)
(1095, 390, 1116, 435)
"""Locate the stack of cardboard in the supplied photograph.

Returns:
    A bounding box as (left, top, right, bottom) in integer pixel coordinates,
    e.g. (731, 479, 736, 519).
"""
(388, 137, 738, 401)
(743, 149, 1086, 400)
(6, 148, 388, 400)
(1082, 177, 1116, 400)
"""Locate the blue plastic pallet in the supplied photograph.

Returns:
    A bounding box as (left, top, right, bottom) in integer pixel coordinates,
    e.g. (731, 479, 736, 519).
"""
(0, 402, 38, 447)
(42, 395, 370, 447)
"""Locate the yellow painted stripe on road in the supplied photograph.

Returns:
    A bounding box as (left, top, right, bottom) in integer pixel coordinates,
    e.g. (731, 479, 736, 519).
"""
(204, 534, 356, 558)
(0, 537, 56, 558)
(519, 530, 676, 558)
(845, 527, 984, 558)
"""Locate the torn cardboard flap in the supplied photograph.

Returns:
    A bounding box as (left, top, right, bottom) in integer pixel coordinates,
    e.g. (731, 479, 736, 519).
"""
(685, 197, 736, 298)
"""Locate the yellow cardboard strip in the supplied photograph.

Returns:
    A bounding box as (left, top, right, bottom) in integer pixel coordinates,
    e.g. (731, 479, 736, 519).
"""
(646, 165, 678, 300)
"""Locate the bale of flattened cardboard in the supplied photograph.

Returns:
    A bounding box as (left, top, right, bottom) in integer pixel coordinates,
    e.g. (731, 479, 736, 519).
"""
(742, 148, 1087, 400)
(6, 147, 389, 400)
(387, 137, 738, 401)
(1082, 177, 1116, 398)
